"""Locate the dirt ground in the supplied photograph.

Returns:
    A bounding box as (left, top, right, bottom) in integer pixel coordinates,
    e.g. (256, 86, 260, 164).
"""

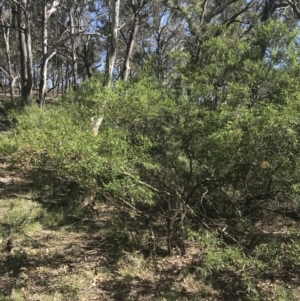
(0, 161, 223, 301)
(1, 162, 300, 301)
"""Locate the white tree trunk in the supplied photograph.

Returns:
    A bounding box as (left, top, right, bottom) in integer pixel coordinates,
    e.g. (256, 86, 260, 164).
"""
(106, 0, 120, 81)
(69, 8, 78, 90)
(38, 0, 59, 107)
(121, 14, 139, 80)
(0, 22, 15, 101)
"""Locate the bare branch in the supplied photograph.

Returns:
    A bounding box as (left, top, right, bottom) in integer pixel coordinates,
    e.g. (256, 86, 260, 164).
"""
(122, 171, 171, 195)
(287, 0, 300, 17)
(0, 66, 10, 77)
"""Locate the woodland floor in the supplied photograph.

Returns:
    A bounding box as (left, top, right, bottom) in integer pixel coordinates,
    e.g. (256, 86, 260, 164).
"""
(0, 161, 221, 301)
(1, 92, 300, 300)
(1, 153, 300, 301)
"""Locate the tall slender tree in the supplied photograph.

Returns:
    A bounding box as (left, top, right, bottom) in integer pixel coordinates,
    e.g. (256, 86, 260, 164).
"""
(106, 0, 120, 81)
(17, 0, 33, 104)
(38, 0, 59, 107)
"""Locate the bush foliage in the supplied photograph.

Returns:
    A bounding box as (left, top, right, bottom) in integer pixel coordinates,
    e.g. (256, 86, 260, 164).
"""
(1, 20, 300, 300)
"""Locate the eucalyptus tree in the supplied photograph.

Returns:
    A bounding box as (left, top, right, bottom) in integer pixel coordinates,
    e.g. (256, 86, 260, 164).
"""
(143, 1, 186, 81)
(106, 0, 120, 81)
(37, 0, 106, 104)
(77, 36, 101, 79)
(17, 0, 33, 104)
(111, 0, 185, 81)
(118, 0, 149, 80)
(38, 0, 59, 106)
(38, 0, 83, 105)
(0, 1, 19, 100)
(76, 1, 105, 80)
(2, 0, 300, 105)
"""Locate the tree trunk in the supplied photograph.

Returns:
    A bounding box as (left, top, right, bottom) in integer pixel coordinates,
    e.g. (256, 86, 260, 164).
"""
(17, 0, 33, 105)
(121, 12, 139, 80)
(69, 9, 78, 90)
(0, 21, 15, 101)
(38, 1, 58, 107)
(65, 63, 70, 91)
(83, 38, 93, 79)
(106, 0, 120, 82)
(38, 1, 48, 107)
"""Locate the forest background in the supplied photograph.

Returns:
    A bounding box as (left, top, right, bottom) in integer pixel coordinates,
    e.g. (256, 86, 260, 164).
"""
(1, 0, 300, 300)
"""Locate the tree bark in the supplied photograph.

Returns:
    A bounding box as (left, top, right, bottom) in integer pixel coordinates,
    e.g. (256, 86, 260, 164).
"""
(83, 37, 93, 79)
(38, 0, 48, 107)
(17, 0, 33, 105)
(106, 0, 120, 82)
(121, 3, 141, 80)
(69, 8, 78, 90)
(38, 0, 58, 107)
(0, 22, 15, 101)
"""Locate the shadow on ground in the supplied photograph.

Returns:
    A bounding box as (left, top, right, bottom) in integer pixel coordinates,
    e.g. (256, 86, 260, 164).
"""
(0, 161, 300, 300)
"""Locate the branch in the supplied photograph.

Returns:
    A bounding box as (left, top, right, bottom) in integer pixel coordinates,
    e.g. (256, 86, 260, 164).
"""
(200, 0, 209, 26)
(48, 30, 82, 54)
(287, 0, 300, 17)
(105, 194, 143, 216)
(224, 1, 256, 28)
(0, 66, 9, 78)
(122, 171, 170, 195)
(3, 0, 26, 12)
(0, 24, 25, 33)
(92, 63, 102, 70)
(45, 50, 56, 64)
(47, 0, 59, 18)
(82, 32, 109, 39)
